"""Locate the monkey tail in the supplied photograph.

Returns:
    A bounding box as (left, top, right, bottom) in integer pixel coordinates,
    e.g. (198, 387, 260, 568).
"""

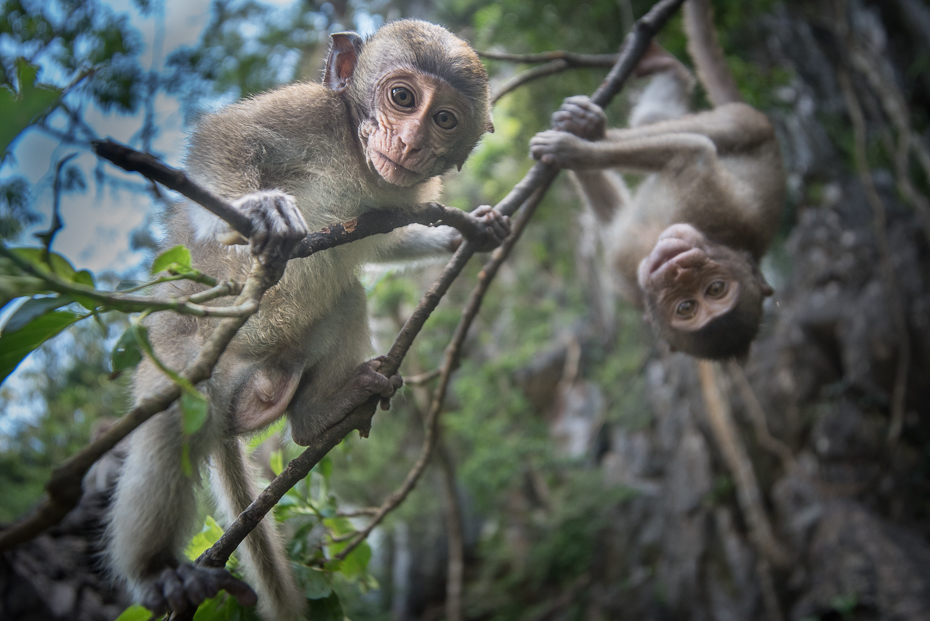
(683, 0, 744, 107)
(212, 439, 307, 621)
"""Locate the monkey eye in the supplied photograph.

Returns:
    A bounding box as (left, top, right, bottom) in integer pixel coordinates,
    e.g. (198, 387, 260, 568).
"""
(676, 300, 697, 317)
(391, 87, 415, 108)
(705, 280, 727, 298)
(434, 110, 458, 129)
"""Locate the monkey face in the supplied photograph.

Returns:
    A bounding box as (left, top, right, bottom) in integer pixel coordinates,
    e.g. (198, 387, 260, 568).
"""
(639, 223, 743, 331)
(640, 224, 773, 359)
(361, 69, 477, 187)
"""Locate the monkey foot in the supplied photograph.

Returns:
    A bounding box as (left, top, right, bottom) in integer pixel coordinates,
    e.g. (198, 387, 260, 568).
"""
(140, 564, 257, 616)
(230, 189, 309, 266)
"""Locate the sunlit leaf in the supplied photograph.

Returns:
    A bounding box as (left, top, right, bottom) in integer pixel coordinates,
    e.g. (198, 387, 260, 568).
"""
(270, 449, 284, 476)
(185, 515, 225, 561)
(152, 245, 192, 275)
(113, 604, 153, 621)
(293, 563, 332, 600)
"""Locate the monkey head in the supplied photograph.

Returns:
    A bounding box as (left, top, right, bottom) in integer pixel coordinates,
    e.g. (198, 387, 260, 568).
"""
(323, 20, 493, 187)
(637, 224, 774, 360)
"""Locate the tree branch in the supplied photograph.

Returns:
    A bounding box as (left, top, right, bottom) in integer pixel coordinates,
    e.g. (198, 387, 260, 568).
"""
(0, 257, 279, 550)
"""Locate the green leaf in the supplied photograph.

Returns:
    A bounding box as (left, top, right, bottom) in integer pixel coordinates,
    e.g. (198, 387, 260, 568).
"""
(0, 309, 82, 384)
(11, 247, 78, 280)
(293, 563, 333, 600)
(315, 454, 333, 481)
(269, 449, 284, 476)
(181, 391, 209, 434)
(152, 245, 192, 275)
(305, 591, 343, 621)
(113, 605, 153, 621)
(111, 326, 143, 372)
(2, 295, 74, 332)
(0, 59, 62, 155)
(324, 517, 371, 579)
(185, 515, 225, 561)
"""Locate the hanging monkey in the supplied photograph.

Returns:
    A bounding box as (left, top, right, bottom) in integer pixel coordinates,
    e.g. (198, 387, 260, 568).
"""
(530, 0, 785, 359)
(106, 20, 508, 620)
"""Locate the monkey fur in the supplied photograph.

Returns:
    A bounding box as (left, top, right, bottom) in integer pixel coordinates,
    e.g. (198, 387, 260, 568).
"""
(106, 20, 507, 620)
(529, 0, 785, 359)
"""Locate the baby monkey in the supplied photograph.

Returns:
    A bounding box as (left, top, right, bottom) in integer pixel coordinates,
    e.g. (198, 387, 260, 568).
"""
(530, 0, 784, 359)
(106, 19, 507, 621)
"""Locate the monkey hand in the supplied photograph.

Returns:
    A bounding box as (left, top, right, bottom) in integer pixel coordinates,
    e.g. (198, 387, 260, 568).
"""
(466, 205, 511, 252)
(551, 96, 606, 141)
(140, 564, 258, 617)
(228, 190, 309, 266)
(529, 129, 592, 169)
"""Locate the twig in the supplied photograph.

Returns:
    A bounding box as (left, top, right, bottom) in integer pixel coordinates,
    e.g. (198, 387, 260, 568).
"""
(403, 369, 441, 385)
(34, 154, 77, 257)
(197, 0, 688, 577)
(833, 2, 910, 444)
(697, 360, 792, 568)
(493, 60, 570, 103)
(0, 257, 277, 550)
(479, 50, 619, 64)
(727, 362, 795, 471)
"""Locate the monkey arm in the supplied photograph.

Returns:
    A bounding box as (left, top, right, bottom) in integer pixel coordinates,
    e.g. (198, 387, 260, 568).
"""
(605, 103, 775, 154)
(569, 170, 631, 225)
(532, 128, 718, 173)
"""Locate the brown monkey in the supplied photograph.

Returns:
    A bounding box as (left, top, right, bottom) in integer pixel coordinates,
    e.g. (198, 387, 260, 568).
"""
(529, 0, 784, 359)
(106, 20, 507, 620)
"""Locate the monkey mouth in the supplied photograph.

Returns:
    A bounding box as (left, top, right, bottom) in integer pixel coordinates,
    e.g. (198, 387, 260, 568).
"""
(371, 151, 423, 186)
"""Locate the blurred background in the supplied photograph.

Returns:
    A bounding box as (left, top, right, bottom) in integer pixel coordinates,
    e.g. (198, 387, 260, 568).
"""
(1, 0, 929, 620)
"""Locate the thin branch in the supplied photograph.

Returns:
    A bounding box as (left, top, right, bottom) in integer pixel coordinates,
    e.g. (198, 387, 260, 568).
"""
(0, 258, 278, 550)
(403, 369, 441, 385)
(197, 0, 688, 577)
(493, 60, 570, 103)
(697, 360, 792, 568)
(0, 246, 250, 318)
(727, 362, 795, 471)
(479, 50, 619, 64)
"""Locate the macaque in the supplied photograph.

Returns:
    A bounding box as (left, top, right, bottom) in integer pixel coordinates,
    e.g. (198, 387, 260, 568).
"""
(529, 0, 785, 359)
(106, 20, 507, 620)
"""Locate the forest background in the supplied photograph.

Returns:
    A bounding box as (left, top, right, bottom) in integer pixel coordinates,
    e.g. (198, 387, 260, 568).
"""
(1, 0, 929, 620)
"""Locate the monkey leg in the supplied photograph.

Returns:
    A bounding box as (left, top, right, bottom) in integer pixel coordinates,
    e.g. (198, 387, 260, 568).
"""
(106, 399, 256, 616)
(285, 282, 402, 446)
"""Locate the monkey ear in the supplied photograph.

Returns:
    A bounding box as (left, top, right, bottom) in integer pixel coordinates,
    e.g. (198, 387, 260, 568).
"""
(324, 31, 363, 93)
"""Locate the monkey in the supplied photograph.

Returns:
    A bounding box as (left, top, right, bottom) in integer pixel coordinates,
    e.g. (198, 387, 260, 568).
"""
(529, 0, 785, 360)
(105, 20, 508, 620)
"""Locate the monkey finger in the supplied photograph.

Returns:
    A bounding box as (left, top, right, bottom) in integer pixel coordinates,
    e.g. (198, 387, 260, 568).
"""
(380, 396, 392, 411)
(215, 570, 258, 608)
(176, 564, 211, 605)
(159, 567, 192, 615)
(141, 583, 168, 617)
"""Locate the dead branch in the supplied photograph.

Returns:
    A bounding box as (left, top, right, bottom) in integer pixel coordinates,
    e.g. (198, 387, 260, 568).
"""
(697, 360, 792, 568)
